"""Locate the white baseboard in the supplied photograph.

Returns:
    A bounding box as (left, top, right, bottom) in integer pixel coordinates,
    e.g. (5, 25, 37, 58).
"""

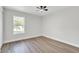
(4, 35, 41, 44)
(3, 35, 79, 48)
(43, 35, 79, 48)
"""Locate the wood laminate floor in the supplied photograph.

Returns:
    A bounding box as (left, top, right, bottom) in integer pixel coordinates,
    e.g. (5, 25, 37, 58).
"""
(1, 36, 79, 53)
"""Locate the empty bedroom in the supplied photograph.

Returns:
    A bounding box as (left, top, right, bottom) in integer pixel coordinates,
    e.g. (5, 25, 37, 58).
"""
(0, 6, 79, 53)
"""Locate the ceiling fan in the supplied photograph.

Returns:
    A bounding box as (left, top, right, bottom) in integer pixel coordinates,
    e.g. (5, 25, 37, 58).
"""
(36, 6, 48, 12)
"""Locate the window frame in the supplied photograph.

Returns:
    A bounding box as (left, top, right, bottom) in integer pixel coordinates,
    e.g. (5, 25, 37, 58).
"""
(13, 16, 25, 35)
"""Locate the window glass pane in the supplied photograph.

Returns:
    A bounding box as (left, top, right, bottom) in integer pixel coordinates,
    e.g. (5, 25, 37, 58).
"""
(13, 16, 25, 34)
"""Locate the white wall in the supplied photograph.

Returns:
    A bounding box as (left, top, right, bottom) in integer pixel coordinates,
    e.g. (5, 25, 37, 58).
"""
(3, 8, 42, 43)
(3, 7, 79, 47)
(43, 7, 79, 47)
(0, 7, 3, 48)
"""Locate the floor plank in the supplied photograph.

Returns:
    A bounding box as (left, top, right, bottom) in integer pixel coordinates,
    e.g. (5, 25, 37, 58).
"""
(1, 36, 79, 53)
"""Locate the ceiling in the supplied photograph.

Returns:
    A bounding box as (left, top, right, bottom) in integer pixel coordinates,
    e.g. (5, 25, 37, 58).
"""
(4, 6, 69, 16)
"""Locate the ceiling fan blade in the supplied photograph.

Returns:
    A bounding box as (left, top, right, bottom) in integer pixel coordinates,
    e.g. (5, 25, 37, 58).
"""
(44, 9, 48, 11)
(44, 6, 47, 8)
(40, 6, 43, 9)
(36, 7, 41, 9)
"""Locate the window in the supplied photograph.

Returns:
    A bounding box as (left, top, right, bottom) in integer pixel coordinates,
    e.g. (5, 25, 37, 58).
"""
(13, 16, 25, 34)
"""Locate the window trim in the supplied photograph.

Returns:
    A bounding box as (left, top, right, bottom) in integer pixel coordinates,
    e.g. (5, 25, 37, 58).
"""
(13, 16, 25, 35)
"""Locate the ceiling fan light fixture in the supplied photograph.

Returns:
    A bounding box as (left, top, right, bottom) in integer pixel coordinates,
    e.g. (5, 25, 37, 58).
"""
(40, 9, 43, 12)
(36, 6, 48, 13)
